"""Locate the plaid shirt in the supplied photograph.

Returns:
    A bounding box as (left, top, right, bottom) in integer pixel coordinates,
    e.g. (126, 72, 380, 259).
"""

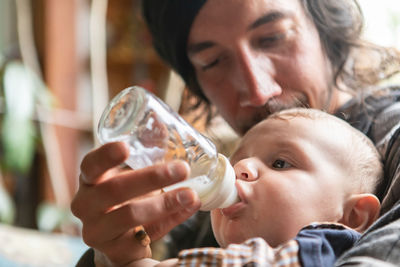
(177, 238, 300, 267)
(175, 223, 362, 267)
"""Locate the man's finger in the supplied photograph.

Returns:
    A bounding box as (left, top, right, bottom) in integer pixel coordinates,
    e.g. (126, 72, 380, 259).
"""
(80, 142, 129, 185)
(81, 188, 200, 244)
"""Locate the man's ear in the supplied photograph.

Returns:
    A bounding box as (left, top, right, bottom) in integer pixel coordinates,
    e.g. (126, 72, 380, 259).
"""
(339, 194, 380, 232)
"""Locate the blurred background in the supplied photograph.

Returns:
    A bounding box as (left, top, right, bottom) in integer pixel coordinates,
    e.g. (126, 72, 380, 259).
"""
(0, 0, 399, 266)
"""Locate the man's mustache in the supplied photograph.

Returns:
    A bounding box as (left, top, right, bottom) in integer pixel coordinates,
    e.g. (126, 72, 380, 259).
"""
(240, 94, 309, 134)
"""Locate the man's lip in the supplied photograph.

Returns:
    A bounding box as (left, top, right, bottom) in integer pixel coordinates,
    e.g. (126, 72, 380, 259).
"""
(238, 95, 309, 134)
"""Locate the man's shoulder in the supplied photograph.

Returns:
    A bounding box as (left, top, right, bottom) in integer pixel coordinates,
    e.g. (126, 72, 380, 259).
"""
(335, 85, 400, 135)
(335, 202, 400, 266)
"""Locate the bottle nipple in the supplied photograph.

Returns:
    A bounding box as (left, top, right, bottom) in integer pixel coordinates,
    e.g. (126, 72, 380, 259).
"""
(164, 154, 239, 211)
(199, 154, 239, 210)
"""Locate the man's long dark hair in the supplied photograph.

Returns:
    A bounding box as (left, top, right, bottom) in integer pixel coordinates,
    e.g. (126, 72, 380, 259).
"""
(142, 0, 400, 108)
(302, 0, 400, 93)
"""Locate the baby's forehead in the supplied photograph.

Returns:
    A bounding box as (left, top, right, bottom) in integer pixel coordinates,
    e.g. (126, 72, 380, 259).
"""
(231, 115, 352, 167)
(263, 114, 345, 130)
(251, 115, 327, 132)
(244, 115, 350, 148)
(246, 115, 353, 154)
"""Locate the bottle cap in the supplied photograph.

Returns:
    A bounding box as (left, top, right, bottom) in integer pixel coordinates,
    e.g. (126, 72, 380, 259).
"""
(199, 154, 238, 211)
(163, 154, 238, 211)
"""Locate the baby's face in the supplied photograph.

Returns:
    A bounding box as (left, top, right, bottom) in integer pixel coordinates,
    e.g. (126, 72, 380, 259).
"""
(211, 117, 350, 247)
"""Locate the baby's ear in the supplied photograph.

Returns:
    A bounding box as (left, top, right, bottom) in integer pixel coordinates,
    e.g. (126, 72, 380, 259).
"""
(339, 194, 380, 233)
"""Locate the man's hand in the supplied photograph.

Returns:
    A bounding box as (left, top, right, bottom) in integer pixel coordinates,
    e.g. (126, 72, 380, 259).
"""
(71, 142, 201, 266)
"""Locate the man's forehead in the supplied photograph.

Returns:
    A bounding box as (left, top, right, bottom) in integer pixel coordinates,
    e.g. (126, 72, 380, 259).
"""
(189, 0, 302, 36)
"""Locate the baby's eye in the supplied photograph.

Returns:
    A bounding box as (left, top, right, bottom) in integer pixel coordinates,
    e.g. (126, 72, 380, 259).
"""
(272, 159, 291, 169)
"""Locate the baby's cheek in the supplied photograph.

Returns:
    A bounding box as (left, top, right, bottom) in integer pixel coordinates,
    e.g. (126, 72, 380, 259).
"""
(210, 210, 221, 229)
(210, 210, 224, 244)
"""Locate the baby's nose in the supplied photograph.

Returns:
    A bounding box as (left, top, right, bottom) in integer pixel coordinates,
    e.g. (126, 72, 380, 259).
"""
(239, 172, 249, 179)
(234, 159, 258, 181)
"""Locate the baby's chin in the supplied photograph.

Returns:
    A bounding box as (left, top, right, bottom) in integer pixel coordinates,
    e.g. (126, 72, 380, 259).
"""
(216, 235, 248, 248)
(211, 211, 256, 247)
(218, 234, 290, 249)
(212, 222, 289, 248)
(214, 228, 255, 248)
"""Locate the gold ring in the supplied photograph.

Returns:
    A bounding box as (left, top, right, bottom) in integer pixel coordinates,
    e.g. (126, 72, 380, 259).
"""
(133, 225, 151, 246)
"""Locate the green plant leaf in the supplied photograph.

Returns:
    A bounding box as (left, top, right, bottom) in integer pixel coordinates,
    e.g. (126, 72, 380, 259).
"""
(2, 61, 38, 173)
(2, 116, 36, 173)
(0, 183, 15, 224)
(3, 61, 36, 118)
(37, 202, 79, 232)
(37, 202, 65, 232)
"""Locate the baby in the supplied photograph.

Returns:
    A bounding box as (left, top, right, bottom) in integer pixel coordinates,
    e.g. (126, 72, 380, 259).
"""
(134, 108, 383, 266)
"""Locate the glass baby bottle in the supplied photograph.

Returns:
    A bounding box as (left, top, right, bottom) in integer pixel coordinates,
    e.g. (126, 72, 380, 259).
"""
(97, 86, 238, 211)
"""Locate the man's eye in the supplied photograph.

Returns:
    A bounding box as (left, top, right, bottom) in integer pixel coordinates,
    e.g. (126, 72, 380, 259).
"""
(202, 58, 219, 71)
(258, 34, 285, 48)
(272, 159, 291, 169)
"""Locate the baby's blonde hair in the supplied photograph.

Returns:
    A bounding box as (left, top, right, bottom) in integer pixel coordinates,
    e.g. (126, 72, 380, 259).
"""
(268, 108, 383, 195)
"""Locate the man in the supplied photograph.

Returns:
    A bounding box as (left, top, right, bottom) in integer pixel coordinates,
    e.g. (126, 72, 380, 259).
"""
(72, 0, 400, 266)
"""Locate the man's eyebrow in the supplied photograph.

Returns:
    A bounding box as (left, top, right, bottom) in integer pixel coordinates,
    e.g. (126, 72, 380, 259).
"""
(187, 41, 214, 56)
(187, 11, 289, 56)
(248, 11, 287, 30)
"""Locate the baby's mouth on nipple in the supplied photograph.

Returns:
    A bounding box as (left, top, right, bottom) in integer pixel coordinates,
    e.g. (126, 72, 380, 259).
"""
(220, 198, 244, 218)
(235, 180, 246, 202)
(220, 183, 245, 214)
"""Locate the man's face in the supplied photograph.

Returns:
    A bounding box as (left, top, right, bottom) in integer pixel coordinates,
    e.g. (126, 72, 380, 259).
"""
(210, 117, 350, 247)
(188, 0, 350, 135)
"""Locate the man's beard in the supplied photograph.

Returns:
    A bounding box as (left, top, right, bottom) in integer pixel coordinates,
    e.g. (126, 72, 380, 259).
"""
(239, 94, 309, 135)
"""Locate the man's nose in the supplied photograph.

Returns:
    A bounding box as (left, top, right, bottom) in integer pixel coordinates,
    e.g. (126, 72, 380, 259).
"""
(234, 159, 258, 181)
(235, 48, 282, 107)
